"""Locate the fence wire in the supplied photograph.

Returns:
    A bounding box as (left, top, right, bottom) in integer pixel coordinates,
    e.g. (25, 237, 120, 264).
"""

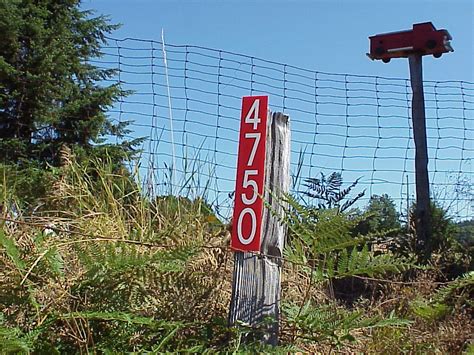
(94, 37, 473, 221)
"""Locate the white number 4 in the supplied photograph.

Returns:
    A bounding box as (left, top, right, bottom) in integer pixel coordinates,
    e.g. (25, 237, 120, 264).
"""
(245, 99, 261, 130)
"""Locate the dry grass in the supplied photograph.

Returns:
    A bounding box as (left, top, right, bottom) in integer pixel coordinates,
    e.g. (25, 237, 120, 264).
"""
(0, 157, 472, 352)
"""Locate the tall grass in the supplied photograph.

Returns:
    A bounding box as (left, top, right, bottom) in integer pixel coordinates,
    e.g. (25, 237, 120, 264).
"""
(0, 155, 233, 352)
(0, 153, 472, 352)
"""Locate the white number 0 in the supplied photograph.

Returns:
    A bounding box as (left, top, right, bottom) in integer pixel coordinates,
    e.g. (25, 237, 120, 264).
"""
(237, 207, 257, 245)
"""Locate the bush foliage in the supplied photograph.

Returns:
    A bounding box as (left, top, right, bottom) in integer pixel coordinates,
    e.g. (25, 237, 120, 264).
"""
(0, 162, 472, 352)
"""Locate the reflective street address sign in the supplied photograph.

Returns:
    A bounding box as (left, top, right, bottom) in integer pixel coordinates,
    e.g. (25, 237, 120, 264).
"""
(231, 96, 268, 252)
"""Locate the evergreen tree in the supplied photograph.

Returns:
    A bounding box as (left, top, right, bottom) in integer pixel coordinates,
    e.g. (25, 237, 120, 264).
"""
(365, 194, 401, 233)
(0, 0, 138, 167)
(354, 194, 401, 239)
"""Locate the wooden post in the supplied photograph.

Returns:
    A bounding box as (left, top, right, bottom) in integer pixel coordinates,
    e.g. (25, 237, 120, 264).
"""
(408, 55, 432, 262)
(228, 112, 290, 345)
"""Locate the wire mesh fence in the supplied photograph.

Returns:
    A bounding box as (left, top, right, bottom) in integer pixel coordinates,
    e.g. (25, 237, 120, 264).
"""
(94, 37, 474, 221)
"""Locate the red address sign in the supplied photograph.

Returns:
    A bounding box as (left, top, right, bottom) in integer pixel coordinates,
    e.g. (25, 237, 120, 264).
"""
(231, 96, 268, 252)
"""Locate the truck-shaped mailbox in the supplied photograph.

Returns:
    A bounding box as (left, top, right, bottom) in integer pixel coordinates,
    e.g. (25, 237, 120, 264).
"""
(368, 22, 453, 63)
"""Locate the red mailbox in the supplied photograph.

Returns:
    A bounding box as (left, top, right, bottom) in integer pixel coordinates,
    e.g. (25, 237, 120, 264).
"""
(368, 22, 453, 63)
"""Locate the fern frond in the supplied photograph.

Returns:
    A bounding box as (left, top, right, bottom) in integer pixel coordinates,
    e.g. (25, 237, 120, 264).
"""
(59, 311, 182, 329)
(340, 189, 365, 212)
(327, 172, 343, 193)
(411, 301, 449, 321)
(411, 271, 474, 321)
(334, 251, 414, 278)
(0, 325, 31, 353)
(43, 246, 65, 277)
(433, 271, 474, 304)
(337, 249, 349, 275)
(283, 301, 410, 344)
(0, 229, 26, 271)
(302, 172, 364, 212)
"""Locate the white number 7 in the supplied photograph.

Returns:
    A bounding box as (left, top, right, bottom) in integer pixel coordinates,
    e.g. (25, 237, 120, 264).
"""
(245, 132, 261, 167)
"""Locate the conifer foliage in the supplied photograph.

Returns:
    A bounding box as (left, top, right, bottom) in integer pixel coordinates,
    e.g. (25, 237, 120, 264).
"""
(0, 0, 137, 167)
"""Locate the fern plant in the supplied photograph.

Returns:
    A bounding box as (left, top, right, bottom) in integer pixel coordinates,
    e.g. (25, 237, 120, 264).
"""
(411, 271, 474, 322)
(283, 301, 411, 346)
(302, 172, 365, 212)
(274, 193, 416, 347)
(0, 313, 32, 354)
(281, 194, 414, 280)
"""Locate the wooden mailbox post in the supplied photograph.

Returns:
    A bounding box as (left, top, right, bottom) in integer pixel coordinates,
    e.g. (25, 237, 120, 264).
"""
(229, 96, 290, 345)
(368, 22, 454, 262)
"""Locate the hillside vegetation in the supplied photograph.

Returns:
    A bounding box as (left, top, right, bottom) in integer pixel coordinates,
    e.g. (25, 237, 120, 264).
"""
(1, 1, 472, 352)
(0, 156, 472, 353)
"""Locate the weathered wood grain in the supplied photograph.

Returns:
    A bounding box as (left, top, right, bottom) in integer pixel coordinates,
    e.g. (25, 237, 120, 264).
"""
(228, 112, 291, 345)
(409, 55, 432, 263)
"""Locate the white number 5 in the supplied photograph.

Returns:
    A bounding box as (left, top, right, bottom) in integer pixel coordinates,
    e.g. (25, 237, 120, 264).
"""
(242, 170, 258, 205)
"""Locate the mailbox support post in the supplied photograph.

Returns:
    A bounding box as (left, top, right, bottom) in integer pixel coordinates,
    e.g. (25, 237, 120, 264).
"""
(229, 112, 290, 345)
(408, 55, 432, 263)
(368, 22, 452, 263)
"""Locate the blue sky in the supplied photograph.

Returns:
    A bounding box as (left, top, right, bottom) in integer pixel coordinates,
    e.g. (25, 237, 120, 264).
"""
(82, 0, 473, 219)
(84, 0, 473, 81)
